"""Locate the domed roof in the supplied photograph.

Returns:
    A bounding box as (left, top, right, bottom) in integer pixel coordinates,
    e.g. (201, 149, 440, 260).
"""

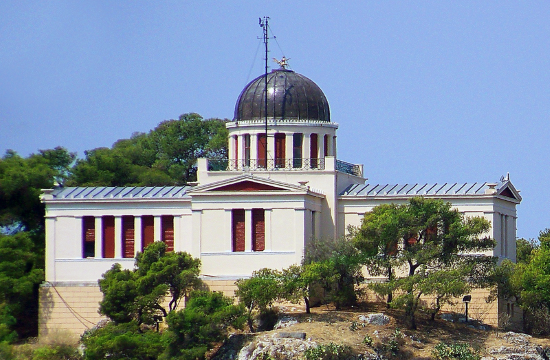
(234, 69, 330, 122)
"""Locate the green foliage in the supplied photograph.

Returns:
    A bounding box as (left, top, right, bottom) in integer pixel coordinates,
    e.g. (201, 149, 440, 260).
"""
(362, 334, 373, 347)
(0, 341, 14, 360)
(353, 197, 495, 329)
(0, 148, 73, 232)
(0, 303, 17, 343)
(235, 268, 281, 332)
(303, 237, 364, 309)
(31, 344, 82, 360)
(81, 322, 164, 360)
(69, 113, 228, 186)
(432, 342, 480, 360)
(0, 232, 44, 339)
(303, 342, 353, 360)
(161, 291, 245, 360)
(516, 238, 538, 265)
(98, 242, 201, 326)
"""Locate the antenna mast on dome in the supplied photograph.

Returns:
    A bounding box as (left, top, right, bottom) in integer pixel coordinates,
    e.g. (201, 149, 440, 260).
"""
(259, 16, 270, 162)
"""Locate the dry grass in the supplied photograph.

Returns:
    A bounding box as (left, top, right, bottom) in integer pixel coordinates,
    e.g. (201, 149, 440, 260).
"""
(253, 301, 550, 359)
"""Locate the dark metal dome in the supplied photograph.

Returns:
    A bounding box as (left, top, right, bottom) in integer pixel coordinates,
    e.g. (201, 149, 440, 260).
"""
(234, 69, 330, 122)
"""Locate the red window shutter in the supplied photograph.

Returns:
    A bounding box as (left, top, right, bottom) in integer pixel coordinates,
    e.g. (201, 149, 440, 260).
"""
(258, 134, 267, 168)
(252, 209, 265, 251)
(82, 216, 95, 258)
(232, 209, 245, 252)
(103, 216, 115, 258)
(162, 215, 174, 252)
(122, 216, 135, 258)
(142, 215, 155, 250)
(275, 133, 286, 168)
(310, 133, 318, 168)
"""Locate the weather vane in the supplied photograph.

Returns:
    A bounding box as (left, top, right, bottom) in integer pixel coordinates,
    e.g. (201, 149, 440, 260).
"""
(273, 56, 290, 69)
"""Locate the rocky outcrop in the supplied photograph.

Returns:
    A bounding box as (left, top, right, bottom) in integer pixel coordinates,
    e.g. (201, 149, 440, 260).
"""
(482, 332, 550, 360)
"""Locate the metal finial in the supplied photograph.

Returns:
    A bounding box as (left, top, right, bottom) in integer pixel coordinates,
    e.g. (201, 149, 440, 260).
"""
(273, 56, 290, 69)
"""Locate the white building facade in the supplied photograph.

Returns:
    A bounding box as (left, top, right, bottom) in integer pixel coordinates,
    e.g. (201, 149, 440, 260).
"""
(40, 67, 521, 336)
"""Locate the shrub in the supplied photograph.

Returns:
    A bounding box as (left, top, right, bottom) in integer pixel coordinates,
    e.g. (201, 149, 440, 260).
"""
(81, 322, 164, 360)
(303, 342, 353, 360)
(235, 268, 281, 332)
(432, 342, 481, 360)
(32, 344, 81, 360)
(161, 291, 245, 360)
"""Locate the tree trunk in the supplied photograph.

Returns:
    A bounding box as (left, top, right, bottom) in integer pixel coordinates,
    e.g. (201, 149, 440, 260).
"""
(304, 297, 311, 314)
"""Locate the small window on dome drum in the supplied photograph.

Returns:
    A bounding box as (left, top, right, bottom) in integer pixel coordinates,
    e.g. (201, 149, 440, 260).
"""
(310, 134, 318, 168)
(275, 133, 286, 168)
(244, 134, 251, 167)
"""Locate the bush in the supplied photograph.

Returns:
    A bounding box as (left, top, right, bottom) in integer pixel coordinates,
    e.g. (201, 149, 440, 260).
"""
(303, 343, 353, 360)
(81, 322, 164, 360)
(432, 342, 481, 360)
(32, 344, 81, 360)
(235, 268, 281, 332)
(0, 341, 14, 360)
(161, 291, 245, 360)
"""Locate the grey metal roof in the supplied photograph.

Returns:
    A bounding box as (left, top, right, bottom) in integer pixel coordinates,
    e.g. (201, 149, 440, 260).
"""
(50, 186, 193, 200)
(340, 182, 505, 197)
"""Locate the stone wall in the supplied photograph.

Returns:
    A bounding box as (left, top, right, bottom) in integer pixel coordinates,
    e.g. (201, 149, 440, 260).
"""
(39, 282, 105, 338)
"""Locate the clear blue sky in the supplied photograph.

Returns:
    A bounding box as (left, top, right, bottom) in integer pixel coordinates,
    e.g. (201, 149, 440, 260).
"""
(1, 1, 549, 240)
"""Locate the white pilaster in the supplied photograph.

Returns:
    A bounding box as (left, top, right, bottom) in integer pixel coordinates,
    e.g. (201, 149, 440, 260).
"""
(294, 209, 306, 263)
(191, 210, 202, 258)
(95, 217, 103, 259)
(267, 133, 275, 163)
(265, 209, 272, 251)
(224, 210, 233, 252)
(45, 217, 56, 281)
(154, 216, 162, 242)
(245, 209, 253, 252)
(319, 135, 325, 160)
(114, 216, 122, 258)
(303, 133, 311, 168)
(237, 135, 244, 170)
(251, 134, 258, 164)
(134, 216, 142, 255)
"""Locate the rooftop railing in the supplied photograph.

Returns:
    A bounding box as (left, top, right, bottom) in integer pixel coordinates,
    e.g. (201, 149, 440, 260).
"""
(207, 158, 363, 177)
(336, 160, 363, 177)
(208, 158, 326, 172)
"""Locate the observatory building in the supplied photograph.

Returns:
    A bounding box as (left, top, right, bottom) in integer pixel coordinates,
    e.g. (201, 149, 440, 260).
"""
(40, 66, 521, 336)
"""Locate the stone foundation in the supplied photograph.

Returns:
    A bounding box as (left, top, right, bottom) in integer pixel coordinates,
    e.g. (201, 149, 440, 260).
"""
(39, 282, 105, 338)
(39, 279, 522, 338)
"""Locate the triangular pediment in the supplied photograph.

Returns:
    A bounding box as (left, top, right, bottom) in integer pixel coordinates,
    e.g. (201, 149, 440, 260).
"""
(188, 175, 313, 194)
(211, 180, 287, 192)
(497, 181, 522, 202)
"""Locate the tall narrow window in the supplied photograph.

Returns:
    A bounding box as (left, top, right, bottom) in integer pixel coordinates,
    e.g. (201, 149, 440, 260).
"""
(310, 133, 318, 168)
(82, 216, 95, 258)
(232, 209, 245, 252)
(102, 216, 115, 258)
(244, 134, 251, 167)
(122, 216, 135, 258)
(258, 134, 267, 168)
(275, 133, 286, 168)
(162, 215, 174, 252)
(293, 133, 303, 168)
(324, 134, 329, 157)
(252, 209, 265, 251)
(142, 215, 154, 251)
(233, 136, 239, 162)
